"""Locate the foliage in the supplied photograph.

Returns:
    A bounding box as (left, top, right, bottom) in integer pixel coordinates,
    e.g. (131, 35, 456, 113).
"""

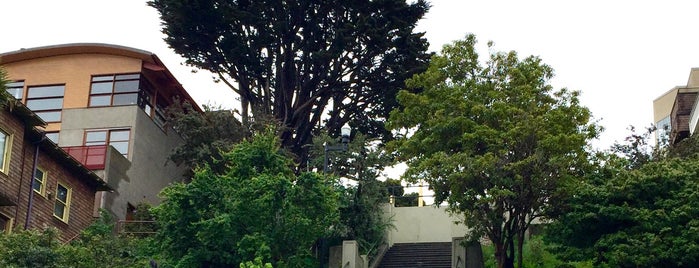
(394, 192, 424, 207)
(545, 155, 699, 267)
(0, 211, 152, 268)
(165, 101, 249, 175)
(609, 125, 663, 169)
(61, 210, 153, 267)
(308, 132, 393, 260)
(122, 203, 157, 235)
(148, 0, 431, 167)
(387, 34, 599, 268)
(382, 178, 405, 197)
(153, 131, 340, 267)
(334, 178, 393, 260)
(0, 228, 62, 268)
(378, 179, 424, 207)
(240, 257, 274, 268)
(668, 131, 699, 158)
(482, 236, 592, 268)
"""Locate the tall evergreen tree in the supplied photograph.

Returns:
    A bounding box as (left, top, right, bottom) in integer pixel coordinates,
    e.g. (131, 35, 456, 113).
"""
(148, 0, 431, 166)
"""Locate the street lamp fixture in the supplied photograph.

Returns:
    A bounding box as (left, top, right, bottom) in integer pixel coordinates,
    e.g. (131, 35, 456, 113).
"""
(324, 123, 351, 173)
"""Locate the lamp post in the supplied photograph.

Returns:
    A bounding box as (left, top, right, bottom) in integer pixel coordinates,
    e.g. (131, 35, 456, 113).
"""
(324, 123, 351, 173)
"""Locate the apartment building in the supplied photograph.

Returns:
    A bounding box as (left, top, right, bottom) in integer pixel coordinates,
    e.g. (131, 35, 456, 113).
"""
(0, 43, 201, 220)
(0, 92, 110, 241)
(653, 68, 699, 145)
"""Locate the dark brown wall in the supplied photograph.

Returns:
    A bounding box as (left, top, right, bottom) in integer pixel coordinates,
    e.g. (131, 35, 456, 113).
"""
(0, 107, 98, 242)
(0, 107, 27, 228)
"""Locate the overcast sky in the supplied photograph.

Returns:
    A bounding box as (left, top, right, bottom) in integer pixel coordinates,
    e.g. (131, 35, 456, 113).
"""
(2, 0, 699, 151)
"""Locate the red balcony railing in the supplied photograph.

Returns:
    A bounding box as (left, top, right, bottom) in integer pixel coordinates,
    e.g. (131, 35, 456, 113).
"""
(62, 145, 107, 170)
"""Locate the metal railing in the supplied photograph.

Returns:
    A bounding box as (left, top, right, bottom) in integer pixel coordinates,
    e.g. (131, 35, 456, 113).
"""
(116, 220, 157, 235)
(62, 145, 108, 170)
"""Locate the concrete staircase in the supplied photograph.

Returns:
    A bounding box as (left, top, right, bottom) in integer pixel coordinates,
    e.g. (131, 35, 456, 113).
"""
(378, 242, 452, 268)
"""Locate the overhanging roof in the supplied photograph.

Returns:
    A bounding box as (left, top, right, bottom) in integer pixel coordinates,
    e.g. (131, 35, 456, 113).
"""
(0, 43, 202, 113)
(0, 43, 155, 65)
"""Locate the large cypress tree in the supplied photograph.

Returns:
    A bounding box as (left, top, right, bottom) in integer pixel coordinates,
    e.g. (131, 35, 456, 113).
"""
(148, 0, 431, 165)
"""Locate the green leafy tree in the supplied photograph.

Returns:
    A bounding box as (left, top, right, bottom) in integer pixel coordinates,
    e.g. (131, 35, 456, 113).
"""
(668, 130, 699, 158)
(153, 131, 340, 267)
(309, 133, 393, 261)
(609, 125, 663, 169)
(0, 228, 62, 268)
(382, 178, 405, 198)
(61, 210, 153, 267)
(387, 34, 599, 268)
(165, 101, 248, 175)
(123, 203, 158, 236)
(148, 0, 431, 167)
(240, 257, 274, 268)
(545, 155, 699, 267)
(377, 179, 424, 207)
(0, 212, 152, 268)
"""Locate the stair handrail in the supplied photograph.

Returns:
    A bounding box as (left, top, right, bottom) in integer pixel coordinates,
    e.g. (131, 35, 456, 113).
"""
(368, 243, 388, 268)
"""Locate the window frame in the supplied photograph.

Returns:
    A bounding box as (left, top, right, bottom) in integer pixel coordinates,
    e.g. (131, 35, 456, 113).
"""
(0, 213, 13, 234)
(45, 132, 59, 144)
(0, 128, 12, 174)
(656, 116, 671, 147)
(53, 182, 72, 223)
(32, 167, 47, 197)
(26, 84, 65, 123)
(6, 80, 25, 100)
(89, 73, 175, 132)
(89, 73, 141, 107)
(83, 128, 131, 158)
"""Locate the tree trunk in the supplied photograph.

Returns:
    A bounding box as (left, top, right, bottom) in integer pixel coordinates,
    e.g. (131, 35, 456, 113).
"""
(495, 242, 506, 268)
(241, 98, 250, 125)
(506, 238, 515, 268)
(494, 241, 516, 268)
(517, 232, 525, 268)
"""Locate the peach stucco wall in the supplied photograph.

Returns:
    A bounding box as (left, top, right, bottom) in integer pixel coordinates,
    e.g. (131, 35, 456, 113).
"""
(2, 54, 142, 131)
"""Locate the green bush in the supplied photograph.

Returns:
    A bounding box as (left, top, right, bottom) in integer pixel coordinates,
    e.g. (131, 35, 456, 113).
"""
(481, 236, 592, 268)
(0, 211, 153, 268)
(0, 228, 62, 268)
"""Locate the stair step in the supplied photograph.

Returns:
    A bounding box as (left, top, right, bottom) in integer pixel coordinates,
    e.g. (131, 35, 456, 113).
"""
(378, 242, 452, 268)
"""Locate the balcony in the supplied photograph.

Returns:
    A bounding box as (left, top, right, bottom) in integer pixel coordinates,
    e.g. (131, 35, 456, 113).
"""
(62, 145, 107, 170)
(669, 89, 699, 145)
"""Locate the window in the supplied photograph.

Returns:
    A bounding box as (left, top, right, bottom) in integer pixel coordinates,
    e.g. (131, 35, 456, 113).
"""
(0, 213, 12, 234)
(154, 102, 167, 129)
(45, 132, 59, 144)
(32, 167, 47, 196)
(138, 88, 154, 116)
(89, 74, 140, 107)
(84, 129, 130, 158)
(0, 129, 11, 174)
(26, 85, 65, 122)
(6, 81, 24, 100)
(90, 73, 174, 130)
(53, 183, 71, 222)
(656, 116, 671, 147)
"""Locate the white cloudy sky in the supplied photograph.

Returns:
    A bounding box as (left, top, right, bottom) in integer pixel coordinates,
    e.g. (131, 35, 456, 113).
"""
(2, 0, 699, 151)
